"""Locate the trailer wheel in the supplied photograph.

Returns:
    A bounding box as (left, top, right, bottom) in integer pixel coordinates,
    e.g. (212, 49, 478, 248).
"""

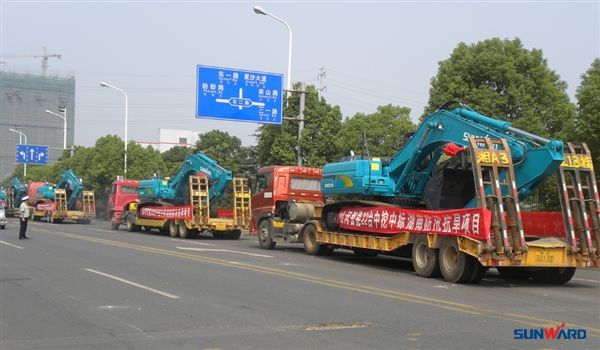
(303, 224, 333, 256)
(411, 235, 440, 278)
(439, 237, 475, 283)
(531, 267, 575, 284)
(227, 229, 242, 240)
(497, 267, 531, 280)
(467, 257, 486, 283)
(110, 221, 120, 230)
(126, 215, 138, 232)
(179, 223, 193, 239)
(169, 221, 179, 238)
(258, 220, 276, 249)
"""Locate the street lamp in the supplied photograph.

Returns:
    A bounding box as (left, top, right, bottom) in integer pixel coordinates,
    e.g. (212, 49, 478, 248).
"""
(45, 107, 67, 150)
(253, 5, 292, 96)
(100, 81, 128, 178)
(254, 5, 304, 165)
(8, 128, 27, 176)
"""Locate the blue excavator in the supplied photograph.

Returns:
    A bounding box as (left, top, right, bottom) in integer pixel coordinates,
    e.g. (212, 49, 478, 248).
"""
(122, 151, 249, 239)
(321, 104, 563, 210)
(31, 170, 95, 224)
(137, 151, 233, 206)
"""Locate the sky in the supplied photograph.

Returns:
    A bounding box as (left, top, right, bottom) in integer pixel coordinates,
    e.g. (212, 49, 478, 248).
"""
(1, 0, 599, 148)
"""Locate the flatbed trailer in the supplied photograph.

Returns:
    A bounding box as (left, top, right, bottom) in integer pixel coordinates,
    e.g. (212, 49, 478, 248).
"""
(32, 189, 96, 224)
(122, 176, 251, 239)
(261, 138, 599, 284)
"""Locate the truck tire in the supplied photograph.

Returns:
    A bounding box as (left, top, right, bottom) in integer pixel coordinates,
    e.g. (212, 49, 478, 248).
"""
(258, 220, 276, 249)
(169, 221, 179, 238)
(467, 257, 486, 283)
(227, 229, 242, 240)
(126, 215, 138, 232)
(411, 235, 440, 278)
(531, 267, 575, 284)
(497, 267, 531, 280)
(303, 224, 333, 256)
(110, 221, 120, 230)
(179, 223, 194, 239)
(439, 237, 475, 283)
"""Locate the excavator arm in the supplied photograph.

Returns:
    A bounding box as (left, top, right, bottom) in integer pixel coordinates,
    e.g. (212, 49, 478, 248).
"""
(138, 152, 233, 206)
(55, 169, 84, 209)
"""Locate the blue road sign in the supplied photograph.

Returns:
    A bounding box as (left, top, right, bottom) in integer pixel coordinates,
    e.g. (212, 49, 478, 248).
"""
(16, 144, 48, 165)
(196, 65, 283, 124)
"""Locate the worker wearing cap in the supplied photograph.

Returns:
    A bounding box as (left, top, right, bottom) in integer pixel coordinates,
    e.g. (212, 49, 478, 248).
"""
(19, 196, 30, 239)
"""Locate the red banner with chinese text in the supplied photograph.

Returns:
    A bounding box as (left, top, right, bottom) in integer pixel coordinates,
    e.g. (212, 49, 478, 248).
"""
(36, 202, 55, 211)
(337, 206, 492, 240)
(140, 205, 193, 220)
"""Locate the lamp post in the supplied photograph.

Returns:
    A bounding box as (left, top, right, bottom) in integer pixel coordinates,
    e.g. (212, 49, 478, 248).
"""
(254, 6, 305, 165)
(8, 128, 27, 176)
(253, 5, 292, 97)
(45, 107, 67, 150)
(100, 81, 128, 178)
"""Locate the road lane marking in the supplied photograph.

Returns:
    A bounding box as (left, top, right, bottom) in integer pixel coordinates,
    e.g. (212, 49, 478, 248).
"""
(171, 239, 214, 246)
(573, 278, 600, 283)
(176, 246, 272, 258)
(85, 268, 181, 299)
(46, 231, 599, 337)
(304, 321, 373, 331)
(0, 240, 23, 249)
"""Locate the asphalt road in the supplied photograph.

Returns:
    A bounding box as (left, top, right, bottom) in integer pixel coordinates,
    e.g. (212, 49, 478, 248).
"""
(1, 218, 598, 350)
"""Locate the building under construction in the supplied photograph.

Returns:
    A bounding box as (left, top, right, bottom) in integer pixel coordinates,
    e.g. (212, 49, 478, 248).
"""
(0, 71, 75, 180)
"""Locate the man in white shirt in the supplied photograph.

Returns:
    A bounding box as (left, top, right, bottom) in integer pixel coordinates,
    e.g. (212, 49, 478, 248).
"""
(19, 196, 30, 239)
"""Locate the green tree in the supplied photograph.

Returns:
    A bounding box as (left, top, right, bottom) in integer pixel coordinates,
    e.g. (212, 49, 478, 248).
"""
(256, 84, 343, 167)
(195, 130, 255, 176)
(425, 38, 576, 140)
(575, 58, 600, 170)
(337, 105, 416, 158)
(161, 146, 195, 176)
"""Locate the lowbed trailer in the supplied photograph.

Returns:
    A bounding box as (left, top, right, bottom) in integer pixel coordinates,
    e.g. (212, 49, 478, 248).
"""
(122, 176, 251, 239)
(32, 189, 96, 224)
(262, 138, 599, 284)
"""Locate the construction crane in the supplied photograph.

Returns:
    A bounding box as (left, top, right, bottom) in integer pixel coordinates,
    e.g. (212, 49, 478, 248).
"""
(1, 47, 62, 75)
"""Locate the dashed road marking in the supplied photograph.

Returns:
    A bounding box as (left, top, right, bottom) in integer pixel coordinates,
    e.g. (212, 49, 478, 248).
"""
(176, 246, 272, 258)
(85, 268, 181, 299)
(0, 240, 23, 249)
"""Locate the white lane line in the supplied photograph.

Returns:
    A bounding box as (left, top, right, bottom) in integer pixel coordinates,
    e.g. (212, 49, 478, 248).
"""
(176, 246, 273, 258)
(170, 239, 214, 246)
(573, 278, 600, 283)
(0, 240, 23, 249)
(85, 268, 181, 299)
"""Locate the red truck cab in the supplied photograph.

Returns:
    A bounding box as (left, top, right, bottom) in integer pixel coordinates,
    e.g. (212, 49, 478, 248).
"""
(251, 166, 323, 248)
(108, 179, 139, 230)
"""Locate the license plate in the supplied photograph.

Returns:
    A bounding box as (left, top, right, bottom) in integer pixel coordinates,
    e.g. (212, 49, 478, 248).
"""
(272, 221, 284, 228)
(533, 251, 555, 265)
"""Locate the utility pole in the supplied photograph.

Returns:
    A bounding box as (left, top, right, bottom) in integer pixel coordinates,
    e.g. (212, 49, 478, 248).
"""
(283, 82, 307, 166)
(297, 83, 306, 166)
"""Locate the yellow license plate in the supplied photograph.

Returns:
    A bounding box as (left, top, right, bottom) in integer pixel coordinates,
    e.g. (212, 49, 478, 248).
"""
(272, 221, 285, 228)
(533, 251, 556, 265)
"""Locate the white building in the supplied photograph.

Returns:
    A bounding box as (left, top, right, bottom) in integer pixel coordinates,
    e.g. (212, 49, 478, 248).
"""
(137, 128, 199, 153)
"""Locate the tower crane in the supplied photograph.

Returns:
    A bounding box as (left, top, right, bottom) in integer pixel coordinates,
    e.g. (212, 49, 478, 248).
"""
(1, 47, 62, 75)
